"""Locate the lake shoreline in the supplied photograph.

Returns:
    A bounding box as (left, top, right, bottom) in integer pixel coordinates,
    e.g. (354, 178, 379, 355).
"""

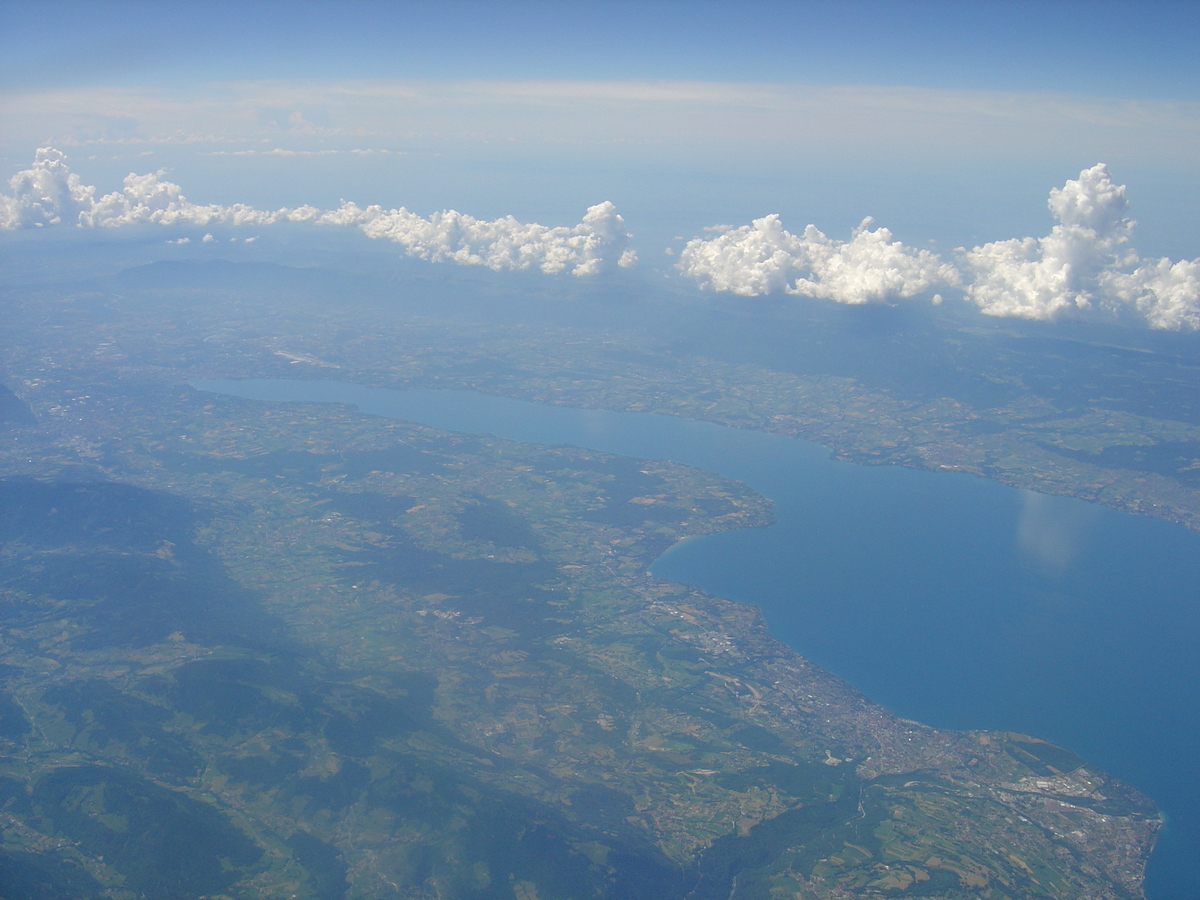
(194, 377, 1197, 897)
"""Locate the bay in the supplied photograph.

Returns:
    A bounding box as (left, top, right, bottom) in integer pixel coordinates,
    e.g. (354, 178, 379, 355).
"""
(194, 378, 1200, 898)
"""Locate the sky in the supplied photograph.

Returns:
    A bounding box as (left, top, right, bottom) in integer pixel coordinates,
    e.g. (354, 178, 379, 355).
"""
(2, 0, 1199, 328)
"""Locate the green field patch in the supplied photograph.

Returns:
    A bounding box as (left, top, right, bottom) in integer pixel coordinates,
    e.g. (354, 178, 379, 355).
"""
(318, 489, 417, 527)
(286, 830, 350, 900)
(716, 760, 843, 802)
(1006, 738, 1086, 775)
(0, 846, 103, 900)
(30, 765, 263, 900)
(457, 496, 541, 549)
(0, 691, 31, 740)
(44, 679, 203, 777)
(686, 781, 865, 898)
(0, 478, 284, 651)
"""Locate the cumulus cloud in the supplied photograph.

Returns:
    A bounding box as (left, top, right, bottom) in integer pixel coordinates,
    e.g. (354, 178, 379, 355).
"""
(1109, 258, 1200, 331)
(679, 164, 1198, 330)
(0, 148, 298, 229)
(0, 148, 634, 277)
(678, 214, 958, 304)
(963, 164, 1199, 330)
(315, 199, 635, 275)
(0, 148, 96, 228)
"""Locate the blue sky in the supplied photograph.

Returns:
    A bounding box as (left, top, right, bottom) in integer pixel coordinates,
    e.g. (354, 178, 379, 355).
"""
(4, 0, 1199, 97)
(2, 1, 1199, 326)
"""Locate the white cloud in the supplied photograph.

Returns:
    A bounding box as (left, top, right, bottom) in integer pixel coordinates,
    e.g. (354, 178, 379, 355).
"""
(0, 148, 96, 228)
(963, 164, 1200, 330)
(0, 147, 290, 229)
(678, 215, 957, 304)
(0, 148, 634, 277)
(1109, 258, 1200, 331)
(313, 198, 635, 275)
(679, 164, 1199, 330)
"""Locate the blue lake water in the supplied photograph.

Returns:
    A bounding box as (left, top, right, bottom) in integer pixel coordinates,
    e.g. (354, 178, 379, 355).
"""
(195, 378, 1200, 898)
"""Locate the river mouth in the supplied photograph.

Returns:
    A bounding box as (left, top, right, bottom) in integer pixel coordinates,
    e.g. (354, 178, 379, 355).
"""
(193, 377, 1200, 898)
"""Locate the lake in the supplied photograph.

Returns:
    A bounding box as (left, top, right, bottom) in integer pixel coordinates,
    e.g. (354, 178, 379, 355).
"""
(195, 378, 1200, 899)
